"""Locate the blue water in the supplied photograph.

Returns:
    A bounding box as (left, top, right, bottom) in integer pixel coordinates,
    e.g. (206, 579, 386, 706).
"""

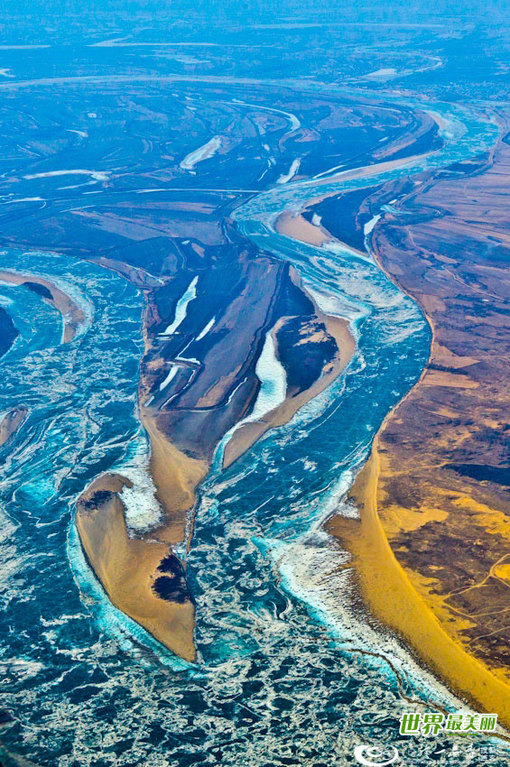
(0, 96, 508, 767)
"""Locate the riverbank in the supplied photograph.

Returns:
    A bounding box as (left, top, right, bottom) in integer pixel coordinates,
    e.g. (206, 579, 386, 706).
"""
(327, 438, 510, 728)
(140, 410, 208, 546)
(0, 269, 85, 342)
(76, 473, 196, 662)
(223, 305, 355, 468)
(0, 405, 28, 447)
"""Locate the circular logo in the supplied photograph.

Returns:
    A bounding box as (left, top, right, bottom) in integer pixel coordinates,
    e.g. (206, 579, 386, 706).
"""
(354, 744, 399, 766)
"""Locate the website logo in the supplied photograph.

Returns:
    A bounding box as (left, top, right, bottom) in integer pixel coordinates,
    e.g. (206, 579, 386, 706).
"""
(354, 744, 399, 766)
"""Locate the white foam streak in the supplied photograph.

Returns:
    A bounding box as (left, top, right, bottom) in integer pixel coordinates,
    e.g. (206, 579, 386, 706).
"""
(24, 169, 108, 181)
(196, 316, 216, 340)
(239, 331, 286, 426)
(277, 158, 301, 184)
(180, 136, 222, 170)
(268, 533, 467, 713)
(160, 276, 198, 336)
(116, 441, 163, 533)
(159, 365, 178, 391)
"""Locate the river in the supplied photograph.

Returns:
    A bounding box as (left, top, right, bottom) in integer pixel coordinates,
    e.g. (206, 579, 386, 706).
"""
(0, 92, 507, 766)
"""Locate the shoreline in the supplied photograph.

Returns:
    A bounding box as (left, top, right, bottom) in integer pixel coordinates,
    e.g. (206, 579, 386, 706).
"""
(139, 409, 208, 547)
(320, 199, 510, 724)
(277, 163, 510, 724)
(76, 473, 196, 662)
(73, 124, 443, 663)
(0, 405, 28, 447)
(275, 210, 331, 247)
(126, 272, 354, 657)
(327, 438, 510, 728)
(223, 303, 355, 468)
(0, 269, 85, 342)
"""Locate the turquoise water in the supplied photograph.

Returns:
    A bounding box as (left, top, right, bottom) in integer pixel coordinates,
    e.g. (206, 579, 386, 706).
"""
(0, 97, 508, 767)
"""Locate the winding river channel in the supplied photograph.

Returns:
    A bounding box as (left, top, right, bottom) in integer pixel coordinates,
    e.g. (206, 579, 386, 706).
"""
(0, 86, 507, 766)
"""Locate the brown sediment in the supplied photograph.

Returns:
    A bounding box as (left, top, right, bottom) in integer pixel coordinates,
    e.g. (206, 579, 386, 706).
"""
(75, 413, 206, 660)
(76, 473, 196, 662)
(304, 151, 432, 198)
(119, 268, 354, 657)
(0, 405, 28, 447)
(72, 134, 441, 665)
(223, 302, 355, 469)
(76, 298, 205, 661)
(0, 269, 85, 342)
(275, 210, 331, 247)
(139, 409, 208, 546)
(274, 206, 368, 258)
(326, 440, 510, 728)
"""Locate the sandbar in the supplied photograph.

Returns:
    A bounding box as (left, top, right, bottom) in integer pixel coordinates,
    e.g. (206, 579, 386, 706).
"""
(327, 437, 510, 728)
(139, 409, 208, 546)
(223, 297, 355, 468)
(76, 473, 196, 661)
(0, 269, 85, 342)
(0, 405, 27, 447)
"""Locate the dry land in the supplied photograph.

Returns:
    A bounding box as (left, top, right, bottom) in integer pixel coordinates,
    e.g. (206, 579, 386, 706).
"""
(326, 116, 510, 725)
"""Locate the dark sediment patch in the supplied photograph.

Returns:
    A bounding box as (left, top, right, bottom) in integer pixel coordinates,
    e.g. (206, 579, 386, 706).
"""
(276, 316, 338, 394)
(0, 307, 18, 358)
(152, 576, 189, 603)
(22, 281, 53, 300)
(302, 186, 379, 251)
(153, 553, 191, 604)
(157, 552, 186, 576)
(80, 489, 114, 510)
(427, 363, 473, 375)
(446, 463, 510, 488)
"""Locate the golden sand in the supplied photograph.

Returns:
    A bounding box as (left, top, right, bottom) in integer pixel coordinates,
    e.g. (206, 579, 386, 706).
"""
(77, 336, 206, 662)
(274, 208, 368, 260)
(140, 410, 208, 546)
(322, 225, 510, 726)
(76, 474, 196, 661)
(77, 254, 353, 660)
(275, 210, 331, 247)
(327, 441, 510, 728)
(0, 269, 85, 342)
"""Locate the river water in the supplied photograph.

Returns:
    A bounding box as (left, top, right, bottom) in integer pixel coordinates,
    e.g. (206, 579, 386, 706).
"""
(0, 95, 507, 766)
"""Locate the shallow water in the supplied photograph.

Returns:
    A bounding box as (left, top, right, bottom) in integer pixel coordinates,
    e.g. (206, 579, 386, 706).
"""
(0, 93, 508, 767)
